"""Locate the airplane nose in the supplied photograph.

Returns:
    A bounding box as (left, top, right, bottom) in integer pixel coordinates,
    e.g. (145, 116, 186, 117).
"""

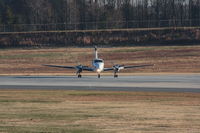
(95, 63, 104, 73)
(97, 69, 101, 73)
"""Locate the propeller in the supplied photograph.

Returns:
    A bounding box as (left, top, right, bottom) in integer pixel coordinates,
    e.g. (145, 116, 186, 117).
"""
(113, 64, 125, 72)
(75, 64, 88, 75)
(111, 61, 124, 72)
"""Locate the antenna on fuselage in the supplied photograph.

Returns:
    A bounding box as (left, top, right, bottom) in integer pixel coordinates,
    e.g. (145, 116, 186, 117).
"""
(94, 46, 98, 59)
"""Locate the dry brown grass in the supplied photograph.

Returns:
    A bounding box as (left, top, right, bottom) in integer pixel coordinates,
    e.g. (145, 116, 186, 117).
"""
(0, 45, 200, 75)
(0, 90, 200, 133)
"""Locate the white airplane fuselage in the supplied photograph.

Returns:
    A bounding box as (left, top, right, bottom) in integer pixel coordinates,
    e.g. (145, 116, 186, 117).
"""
(92, 59, 104, 74)
(93, 47, 104, 74)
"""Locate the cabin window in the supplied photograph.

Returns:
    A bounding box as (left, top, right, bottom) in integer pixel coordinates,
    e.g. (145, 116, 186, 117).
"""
(94, 60, 103, 63)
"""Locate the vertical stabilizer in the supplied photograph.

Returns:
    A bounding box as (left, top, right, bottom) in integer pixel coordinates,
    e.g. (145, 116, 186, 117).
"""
(94, 46, 98, 59)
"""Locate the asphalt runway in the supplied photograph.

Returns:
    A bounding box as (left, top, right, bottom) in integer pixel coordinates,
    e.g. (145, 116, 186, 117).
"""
(0, 74, 200, 93)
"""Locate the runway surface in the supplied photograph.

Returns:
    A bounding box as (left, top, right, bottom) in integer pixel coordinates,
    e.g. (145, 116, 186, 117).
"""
(0, 74, 200, 93)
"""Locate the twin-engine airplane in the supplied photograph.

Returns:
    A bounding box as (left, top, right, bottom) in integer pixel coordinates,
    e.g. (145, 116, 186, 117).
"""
(44, 47, 153, 78)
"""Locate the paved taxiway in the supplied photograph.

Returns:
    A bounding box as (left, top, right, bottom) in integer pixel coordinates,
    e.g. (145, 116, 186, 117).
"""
(0, 75, 200, 93)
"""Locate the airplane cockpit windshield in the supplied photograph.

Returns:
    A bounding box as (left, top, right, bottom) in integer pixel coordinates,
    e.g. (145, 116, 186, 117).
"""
(94, 59, 103, 63)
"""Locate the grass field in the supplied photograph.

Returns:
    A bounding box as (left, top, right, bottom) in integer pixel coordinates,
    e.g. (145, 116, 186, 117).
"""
(0, 45, 200, 75)
(0, 90, 199, 133)
(0, 46, 199, 133)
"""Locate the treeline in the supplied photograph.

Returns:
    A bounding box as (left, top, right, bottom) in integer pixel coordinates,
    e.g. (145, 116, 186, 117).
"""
(0, 0, 200, 29)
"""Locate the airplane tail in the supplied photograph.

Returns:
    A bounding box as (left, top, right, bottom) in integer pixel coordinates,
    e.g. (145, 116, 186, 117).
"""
(94, 46, 98, 59)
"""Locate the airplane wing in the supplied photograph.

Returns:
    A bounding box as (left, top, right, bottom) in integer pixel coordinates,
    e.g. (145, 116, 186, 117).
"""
(123, 64, 153, 69)
(104, 68, 114, 71)
(82, 67, 94, 72)
(43, 64, 94, 71)
(43, 64, 75, 69)
(104, 64, 153, 71)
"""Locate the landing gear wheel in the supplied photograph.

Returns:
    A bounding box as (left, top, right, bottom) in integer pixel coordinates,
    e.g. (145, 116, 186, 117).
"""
(78, 74, 82, 78)
(98, 74, 101, 78)
(114, 74, 118, 78)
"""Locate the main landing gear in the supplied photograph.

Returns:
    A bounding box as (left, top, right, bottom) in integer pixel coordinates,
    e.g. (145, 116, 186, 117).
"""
(114, 74, 118, 78)
(114, 72, 118, 78)
(76, 69, 83, 78)
(78, 74, 82, 78)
